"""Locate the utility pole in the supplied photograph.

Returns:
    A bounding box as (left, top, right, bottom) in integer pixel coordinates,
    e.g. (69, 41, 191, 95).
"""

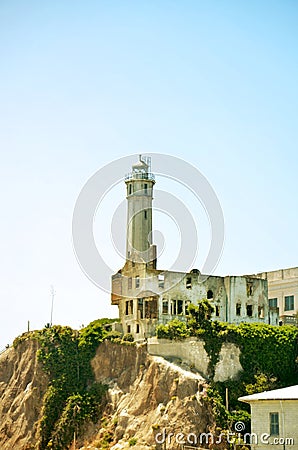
(50, 285, 56, 327)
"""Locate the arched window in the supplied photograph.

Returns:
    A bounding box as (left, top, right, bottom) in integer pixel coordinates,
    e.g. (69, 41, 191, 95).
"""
(207, 289, 213, 299)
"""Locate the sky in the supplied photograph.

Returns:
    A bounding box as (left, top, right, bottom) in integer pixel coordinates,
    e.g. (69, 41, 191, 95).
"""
(0, 0, 297, 348)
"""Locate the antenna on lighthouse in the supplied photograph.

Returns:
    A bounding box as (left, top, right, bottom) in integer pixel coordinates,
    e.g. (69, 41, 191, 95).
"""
(50, 285, 56, 327)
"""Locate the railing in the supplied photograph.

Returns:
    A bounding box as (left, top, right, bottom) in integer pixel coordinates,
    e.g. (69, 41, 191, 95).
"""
(125, 172, 155, 181)
(280, 315, 298, 326)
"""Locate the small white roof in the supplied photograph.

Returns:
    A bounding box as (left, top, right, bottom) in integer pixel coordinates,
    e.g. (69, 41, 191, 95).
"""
(239, 385, 298, 403)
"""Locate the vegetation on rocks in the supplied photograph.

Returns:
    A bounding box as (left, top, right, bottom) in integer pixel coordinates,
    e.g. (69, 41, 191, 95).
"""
(156, 299, 298, 430)
(16, 319, 114, 450)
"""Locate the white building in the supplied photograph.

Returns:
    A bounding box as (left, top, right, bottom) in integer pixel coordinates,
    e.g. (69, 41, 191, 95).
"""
(239, 385, 298, 450)
(111, 155, 279, 339)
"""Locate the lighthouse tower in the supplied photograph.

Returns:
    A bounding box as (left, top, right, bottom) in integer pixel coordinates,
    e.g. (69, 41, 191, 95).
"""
(125, 155, 156, 268)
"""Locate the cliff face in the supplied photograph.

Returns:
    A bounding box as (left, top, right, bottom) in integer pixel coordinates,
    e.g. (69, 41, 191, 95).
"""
(0, 339, 48, 450)
(88, 341, 214, 449)
(0, 339, 214, 450)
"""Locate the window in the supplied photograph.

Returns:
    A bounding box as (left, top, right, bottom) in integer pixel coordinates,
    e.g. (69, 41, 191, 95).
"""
(258, 305, 264, 318)
(284, 295, 294, 311)
(125, 301, 129, 315)
(207, 289, 213, 299)
(130, 300, 133, 314)
(158, 274, 165, 289)
(162, 300, 168, 314)
(138, 298, 144, 319)
(236, 303, 241, 316)
(270, 412, 279, 435)
(144, 183, 148, 194)
(127, 325, 131, 333)
(129, 184, 132, 195)
(246, 305, 253, 317)
(144, 210, 147, 219)
(128, 277, 132, 289)
(136, 324, 140, 334)
(247, 281, 253, 296)
(135, 276, 140, 288)
(269, 298, 278, 308)
(186, 277, 192, 289)
(177, 300, 183, 314)
(215, 305, 220, 317)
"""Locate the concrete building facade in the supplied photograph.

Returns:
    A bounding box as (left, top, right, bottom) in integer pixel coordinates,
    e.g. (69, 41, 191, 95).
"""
(111, 155, 279, 339)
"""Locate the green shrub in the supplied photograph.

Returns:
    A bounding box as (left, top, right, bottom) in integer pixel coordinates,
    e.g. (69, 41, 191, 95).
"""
(156, 318, 189, 340)
(35, 321, 107, 450)
(129, 437, 137, 446)
(122, 333, 134, 342)
(104, 330, 122, 341)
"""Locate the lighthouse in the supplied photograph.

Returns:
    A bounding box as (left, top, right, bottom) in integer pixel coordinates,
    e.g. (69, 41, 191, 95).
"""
(125, 155, 157, 268)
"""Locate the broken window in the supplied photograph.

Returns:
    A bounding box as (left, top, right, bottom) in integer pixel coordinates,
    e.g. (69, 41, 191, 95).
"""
(258, 305, 264, 318)
(177, 300, 183, 315)
(135, 276, 140, 288)
(186, 277, 192, 289)
(247, 281, 253, 297)
(145, 299, 158, 319)
(207, 289, 213, 299)
(236, 303, 241, 316)
(246, 304, 253, 317)
(158, 274, 165, 289)
(162, 300, 168, 314)
(138, 298, 144, 319)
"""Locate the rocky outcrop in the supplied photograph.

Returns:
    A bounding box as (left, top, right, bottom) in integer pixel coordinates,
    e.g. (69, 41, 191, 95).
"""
(87, 341, 214, 449)
(0, 339, 48, 450)
(0, 339, 214, 450)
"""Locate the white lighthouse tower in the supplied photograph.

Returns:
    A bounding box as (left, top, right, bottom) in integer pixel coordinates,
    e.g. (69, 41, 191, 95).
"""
(125, 155, 157, 268)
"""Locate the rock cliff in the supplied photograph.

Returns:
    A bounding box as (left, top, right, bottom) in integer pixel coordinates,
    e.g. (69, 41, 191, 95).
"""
(0, 339, 214, 450)
(0, 339, 48, 450)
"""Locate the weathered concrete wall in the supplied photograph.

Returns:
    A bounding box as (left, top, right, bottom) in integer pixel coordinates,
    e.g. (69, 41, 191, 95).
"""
(147, 337, 243, 381)
(214, 342, 242, 382)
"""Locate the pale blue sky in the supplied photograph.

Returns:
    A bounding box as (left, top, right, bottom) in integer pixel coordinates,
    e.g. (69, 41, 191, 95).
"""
(0, 1, 297, 347)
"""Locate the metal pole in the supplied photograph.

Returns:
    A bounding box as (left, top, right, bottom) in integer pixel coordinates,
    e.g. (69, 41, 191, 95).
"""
(50, 285, 55, 327)
(225, 387, 229, 411)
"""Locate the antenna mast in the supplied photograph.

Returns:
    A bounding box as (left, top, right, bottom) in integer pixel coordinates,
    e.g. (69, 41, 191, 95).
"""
(50, 285, 56, 327)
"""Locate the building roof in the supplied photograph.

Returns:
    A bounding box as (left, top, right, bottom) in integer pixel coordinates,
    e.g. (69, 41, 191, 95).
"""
(239, 385, 298, 403)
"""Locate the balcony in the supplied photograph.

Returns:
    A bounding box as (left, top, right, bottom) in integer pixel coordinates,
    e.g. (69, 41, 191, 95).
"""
(125, 172, 155, 182)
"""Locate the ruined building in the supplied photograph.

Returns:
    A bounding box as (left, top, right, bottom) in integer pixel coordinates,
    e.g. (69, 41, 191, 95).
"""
(111, 155, 279, 339)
